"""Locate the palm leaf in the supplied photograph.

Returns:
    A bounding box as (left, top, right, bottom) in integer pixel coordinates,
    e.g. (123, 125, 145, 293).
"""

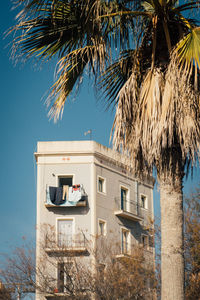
(12, 1, 93, 59)
(99, 50, 136, 107)
(176, 27, 200, 69)
(47, 43, 106, 121)
(10, 1, 200, 177)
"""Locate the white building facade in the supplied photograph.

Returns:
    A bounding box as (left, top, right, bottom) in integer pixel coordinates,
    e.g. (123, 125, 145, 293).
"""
(35, 141, 155, 299)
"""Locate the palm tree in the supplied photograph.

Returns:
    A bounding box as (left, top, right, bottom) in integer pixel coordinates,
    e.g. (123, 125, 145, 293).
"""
(10, 1, 200, 299)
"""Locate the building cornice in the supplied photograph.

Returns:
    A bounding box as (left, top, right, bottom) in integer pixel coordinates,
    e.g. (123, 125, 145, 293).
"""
(34, 141, 155, 187)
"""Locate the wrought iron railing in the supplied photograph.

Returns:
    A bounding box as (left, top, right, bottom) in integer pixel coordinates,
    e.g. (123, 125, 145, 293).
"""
(45, 233, 87, 250)
(120, 243, 154, 258)
(115, 197, 145, 219)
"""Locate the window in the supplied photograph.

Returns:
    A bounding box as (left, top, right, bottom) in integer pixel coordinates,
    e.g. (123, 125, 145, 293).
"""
(57, 262, 73, 293)
(97, 263, 106, 280)
(57, 219, 73, 247)
(121, 229, 130, 254)
(58, 176, 73, 187)
(141, 234, 149, 250)
(121, 187, 128, 211)
(98, 219, 106, 236)
(141, 194, 147, 209)
(98, 176, 106, 193)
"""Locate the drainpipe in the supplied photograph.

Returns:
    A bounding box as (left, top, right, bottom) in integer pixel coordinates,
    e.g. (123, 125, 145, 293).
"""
(135, 180, 138, 214)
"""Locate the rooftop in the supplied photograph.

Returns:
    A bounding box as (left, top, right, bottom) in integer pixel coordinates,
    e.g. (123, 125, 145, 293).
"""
(34, 140, 154, 186)
(35, 140, 124, 166)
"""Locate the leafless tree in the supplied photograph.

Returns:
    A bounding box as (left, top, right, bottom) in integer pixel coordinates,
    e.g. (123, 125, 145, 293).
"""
(0, 240, 35, 299)
(0, 226, 156, 300)
(184, 187, 200, 300)
(0, 282, 12, 300)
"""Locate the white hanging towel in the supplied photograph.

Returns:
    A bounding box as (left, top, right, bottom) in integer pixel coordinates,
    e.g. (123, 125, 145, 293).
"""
(68, 184, 84, 203)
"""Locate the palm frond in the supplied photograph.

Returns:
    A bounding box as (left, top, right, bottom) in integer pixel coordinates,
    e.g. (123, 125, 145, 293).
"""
(12, 1, 94, 60)
(112, 71, 138, 151)
(10, 0, 200, 179)
(100, 10, 152, 19)
(99, 50, 136, 107)
(47, 43, 106, 121)
(98, 2, 147, 52)
(175, 27, 200, 70)
(141, 1, 155, 14)
(111, 53, 200, 176)
(175, 1, 200, 13)
(158, 56, 200, 166)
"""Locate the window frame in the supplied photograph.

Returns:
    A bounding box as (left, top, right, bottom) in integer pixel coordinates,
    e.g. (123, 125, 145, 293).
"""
(56, 174, 75, 187)
(57, 262, 74, 293)
(141, 234, 149, 250)
(120, 185, 130, 211)
(56, 217, 75, 248)
(121, 227, 130, 255)
(98, 218, 107, 236)
(97, 176, 106, 194)
(97, 263, 106, 280)
(140, 193, 148, 209)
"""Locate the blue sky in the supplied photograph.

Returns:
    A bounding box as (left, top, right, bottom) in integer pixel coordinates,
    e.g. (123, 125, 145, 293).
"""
(0, 1, 200, 256)
(0, 1, 115, 254)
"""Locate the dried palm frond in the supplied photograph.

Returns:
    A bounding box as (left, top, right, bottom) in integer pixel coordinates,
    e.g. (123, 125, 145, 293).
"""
(111, 52, 200, 177)
(112, 70, 138, 152)
(138, 69, 163, 149)
(158, 54, 200, 166)
(112, 68, 163, 171)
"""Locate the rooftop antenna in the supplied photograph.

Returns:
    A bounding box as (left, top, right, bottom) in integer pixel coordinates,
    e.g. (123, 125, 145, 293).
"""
(84, 129, 92, 140)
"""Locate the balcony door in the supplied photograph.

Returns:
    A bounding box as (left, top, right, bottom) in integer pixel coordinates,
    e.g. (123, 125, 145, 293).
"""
(58, 219, 73, 247)
(121, 187, 127, 211)
(121, 229, 129, 254)
(58, 176, 73, 187)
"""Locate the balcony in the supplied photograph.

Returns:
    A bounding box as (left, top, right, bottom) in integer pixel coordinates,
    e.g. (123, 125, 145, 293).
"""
(45, 184, 87, 208)
(114, 197, 144, 221)
(45, 233, 88, 255)
(116, 244, 154, 262)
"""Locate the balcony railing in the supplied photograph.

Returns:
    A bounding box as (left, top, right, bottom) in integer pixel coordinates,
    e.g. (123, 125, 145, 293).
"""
(116, 243, 154, 261)
(45, 233, 88, 255)
(114, 197, 144, 221)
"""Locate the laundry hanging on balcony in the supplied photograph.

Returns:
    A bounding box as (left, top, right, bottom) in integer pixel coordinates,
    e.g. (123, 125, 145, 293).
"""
(49, 186, 64, 205)
(69, 185, 83, 202)
(47, 184, 85, 206)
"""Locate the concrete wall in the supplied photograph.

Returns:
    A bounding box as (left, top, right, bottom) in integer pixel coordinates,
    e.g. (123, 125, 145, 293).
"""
(37, 162, 92, 238)
(94, 153, 154, 253)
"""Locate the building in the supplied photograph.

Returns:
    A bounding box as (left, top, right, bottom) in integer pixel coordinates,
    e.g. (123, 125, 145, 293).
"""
(35, 141, 155, 299)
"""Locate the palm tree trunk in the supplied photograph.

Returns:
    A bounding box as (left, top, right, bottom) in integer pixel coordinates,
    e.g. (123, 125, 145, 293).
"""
(159, 174, 185, 300)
